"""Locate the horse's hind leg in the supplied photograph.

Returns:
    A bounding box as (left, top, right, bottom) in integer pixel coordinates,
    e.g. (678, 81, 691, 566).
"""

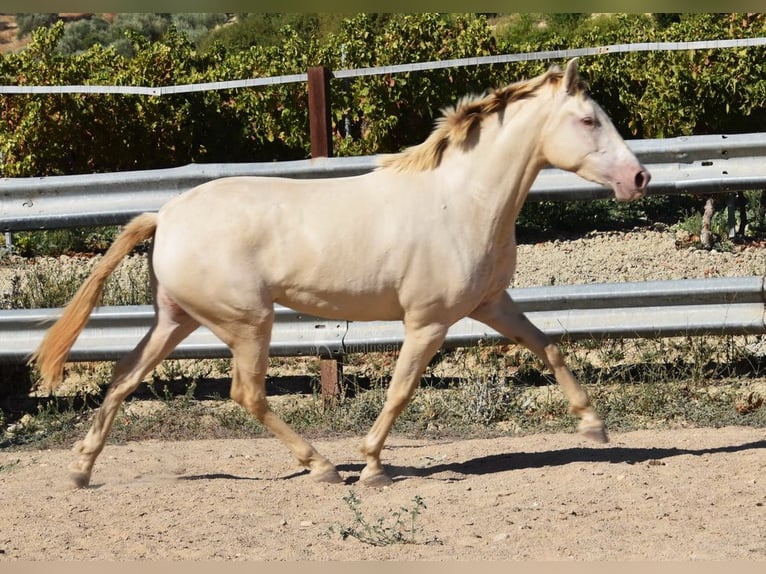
(69, 288, 199, 488)
(225, 316, 342, 484)
(470, 291, 607, 443)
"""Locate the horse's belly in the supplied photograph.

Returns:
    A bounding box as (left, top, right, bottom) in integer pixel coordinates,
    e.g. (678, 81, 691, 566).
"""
(273, 288, 405, 322)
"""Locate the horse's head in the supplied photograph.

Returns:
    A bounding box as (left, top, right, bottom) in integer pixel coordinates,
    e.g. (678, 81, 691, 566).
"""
(540, 59, 650, 202)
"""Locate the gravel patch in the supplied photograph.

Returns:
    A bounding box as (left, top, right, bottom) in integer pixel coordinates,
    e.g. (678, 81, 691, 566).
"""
(513, 228, 765, 288)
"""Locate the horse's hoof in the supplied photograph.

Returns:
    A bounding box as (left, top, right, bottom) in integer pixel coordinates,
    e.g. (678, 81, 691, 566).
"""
(359, 468, 393, 488)
(579, 420, 609, 444)
(310, 465, 343, 484)
(69, 469, 91, 489)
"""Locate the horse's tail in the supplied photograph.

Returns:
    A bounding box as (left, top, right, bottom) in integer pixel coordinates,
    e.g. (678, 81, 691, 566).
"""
(30, 213, 158, 390)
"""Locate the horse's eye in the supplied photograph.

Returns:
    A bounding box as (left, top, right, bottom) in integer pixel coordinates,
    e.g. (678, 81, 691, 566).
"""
(581, 116, 596, 127)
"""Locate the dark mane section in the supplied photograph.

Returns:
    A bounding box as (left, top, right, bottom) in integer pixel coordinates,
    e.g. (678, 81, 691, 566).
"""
(377, 67, 581, 173)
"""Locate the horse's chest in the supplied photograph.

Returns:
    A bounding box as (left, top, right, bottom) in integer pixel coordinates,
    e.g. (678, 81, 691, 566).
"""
(479, 245, 516, 293)
(447, 245, 516, 305)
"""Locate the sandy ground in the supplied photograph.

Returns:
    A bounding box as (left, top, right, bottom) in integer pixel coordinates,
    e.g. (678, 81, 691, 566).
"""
(2, 228, 765, 562)
(1, 426, 764, 561)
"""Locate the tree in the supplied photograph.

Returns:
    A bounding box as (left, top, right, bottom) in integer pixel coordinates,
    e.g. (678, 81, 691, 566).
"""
(55, 16, 112, 54)
(199, 13, 347, 52)
(15, 13, 59, 38)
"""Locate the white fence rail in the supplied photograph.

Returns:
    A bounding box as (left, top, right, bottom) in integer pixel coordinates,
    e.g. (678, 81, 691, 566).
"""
(2, 37, 765, 96)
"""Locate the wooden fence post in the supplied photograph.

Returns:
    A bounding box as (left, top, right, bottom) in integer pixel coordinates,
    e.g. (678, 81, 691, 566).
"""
(308, 66, 333, 159)
(307, 65, 342, 401)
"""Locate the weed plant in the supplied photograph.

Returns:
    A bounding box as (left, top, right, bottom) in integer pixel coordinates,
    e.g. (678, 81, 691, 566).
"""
(10, 227, 119, 258)
(329, 490, 431, 546)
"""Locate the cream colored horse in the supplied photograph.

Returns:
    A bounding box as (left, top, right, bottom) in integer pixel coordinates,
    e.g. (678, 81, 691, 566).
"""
(32, 59, 650, 488)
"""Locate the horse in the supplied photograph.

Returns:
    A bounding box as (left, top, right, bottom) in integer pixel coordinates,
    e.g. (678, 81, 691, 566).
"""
(31, 58, 650, 489)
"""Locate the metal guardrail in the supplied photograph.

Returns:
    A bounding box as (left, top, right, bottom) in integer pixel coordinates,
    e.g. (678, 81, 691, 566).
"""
(1, 133, 765, 369)
(342, 276, 766, 352)
(2, 277, 763, 364)
(2, 132, 766, 232)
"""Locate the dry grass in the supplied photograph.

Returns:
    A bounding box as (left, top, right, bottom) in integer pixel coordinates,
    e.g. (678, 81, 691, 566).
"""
(3, 332, 765, 451)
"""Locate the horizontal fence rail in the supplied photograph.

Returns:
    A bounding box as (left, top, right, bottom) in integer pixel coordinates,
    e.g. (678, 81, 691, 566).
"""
(2, 37, 765, 96)
(1, 277, 763, 365)
(2, 132, 766, 232)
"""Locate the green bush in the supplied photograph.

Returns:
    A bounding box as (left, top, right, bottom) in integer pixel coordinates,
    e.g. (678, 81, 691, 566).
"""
(3, 13, 766, 179)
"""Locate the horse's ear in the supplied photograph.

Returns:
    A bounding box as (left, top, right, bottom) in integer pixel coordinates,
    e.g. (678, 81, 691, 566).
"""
(563, 58, 580, 95)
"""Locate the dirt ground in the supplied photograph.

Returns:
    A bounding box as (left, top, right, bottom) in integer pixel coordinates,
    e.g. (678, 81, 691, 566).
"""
(0, 425, 764, 561)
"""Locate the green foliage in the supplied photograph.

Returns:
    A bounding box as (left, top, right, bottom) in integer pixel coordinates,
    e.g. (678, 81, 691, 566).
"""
(626, 14, 766, 138)
(5, 13, 766, 257)
(1, 398, 90, 449)
(496, 13, 766, 139)
(3, 13, 765, 182)
(518, 194, 703, 236)
(109, 14, 230, 55)
(3, 12, 766, 258)
(16, 14, 231, 56)
(3, 252, 150, 309)
(54, 16, 112, 55)
(330, 490, 430, 546)
(11, 227, 118, 257)
(495, 13, 590, 47)
(199, 13, 323, 51)
(653, 14, 682, 29)
(0, 14, 504, 178)
(668, 190, 766, 248)
(325, 13, 502, 156)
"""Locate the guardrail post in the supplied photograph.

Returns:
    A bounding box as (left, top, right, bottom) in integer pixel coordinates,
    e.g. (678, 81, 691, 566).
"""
(308, 65, 342, 400)
(320, 355, 342, 405)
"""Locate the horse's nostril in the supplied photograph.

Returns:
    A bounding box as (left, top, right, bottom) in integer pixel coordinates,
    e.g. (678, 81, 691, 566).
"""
(635, 170, 651, 190)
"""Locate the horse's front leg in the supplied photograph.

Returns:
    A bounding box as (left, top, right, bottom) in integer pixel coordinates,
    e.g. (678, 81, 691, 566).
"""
(359, 321, 448, 487)
(470, 291, 608, 443)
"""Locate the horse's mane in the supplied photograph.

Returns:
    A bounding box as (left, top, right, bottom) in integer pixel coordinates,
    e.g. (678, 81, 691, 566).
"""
(378, 66, 585, 173)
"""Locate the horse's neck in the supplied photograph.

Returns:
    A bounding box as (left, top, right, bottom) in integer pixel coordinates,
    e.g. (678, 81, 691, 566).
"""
(441, 103, 548, 247)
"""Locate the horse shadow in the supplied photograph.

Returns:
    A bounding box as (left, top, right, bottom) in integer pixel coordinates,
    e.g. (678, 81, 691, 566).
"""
(334, 437, 766, 484)
(178, 472, 261, 482)
(175, 437, 765, 484)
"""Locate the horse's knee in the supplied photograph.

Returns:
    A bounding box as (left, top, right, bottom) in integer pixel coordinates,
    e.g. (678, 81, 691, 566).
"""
(237, 398, 268, 420)
(543, 342, 566, 369)
(231, 387, 269, 419)
(384, 386, 415, 411)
